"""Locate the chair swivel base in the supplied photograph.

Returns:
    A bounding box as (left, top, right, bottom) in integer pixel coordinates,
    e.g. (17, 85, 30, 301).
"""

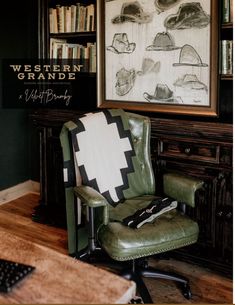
(121, 261, 192, 304)
(75, 247, 192, 304)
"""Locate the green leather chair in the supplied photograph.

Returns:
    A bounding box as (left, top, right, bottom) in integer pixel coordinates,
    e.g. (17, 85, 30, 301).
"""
(60, 111, 203, 303)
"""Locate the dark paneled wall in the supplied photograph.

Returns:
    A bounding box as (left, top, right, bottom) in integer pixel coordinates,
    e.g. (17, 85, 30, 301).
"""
(0, 0, 38, 190)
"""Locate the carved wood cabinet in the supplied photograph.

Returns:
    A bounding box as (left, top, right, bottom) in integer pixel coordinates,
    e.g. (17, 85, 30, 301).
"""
(30, 109, 233, 277)
(150, 118, 232, 277)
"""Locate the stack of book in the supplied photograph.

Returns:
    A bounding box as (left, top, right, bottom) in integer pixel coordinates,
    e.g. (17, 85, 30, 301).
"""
(49, 3, 95, 33)
(50, 38, 96, 72)
(219, 40, 233, 75)
(222, 0, 233, 23)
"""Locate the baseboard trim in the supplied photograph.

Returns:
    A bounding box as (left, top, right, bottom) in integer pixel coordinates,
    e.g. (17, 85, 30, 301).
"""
(0, 180, 40, 205)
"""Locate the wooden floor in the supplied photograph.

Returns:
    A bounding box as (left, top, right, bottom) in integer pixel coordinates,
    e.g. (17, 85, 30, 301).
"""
(0, 193, 232, 304)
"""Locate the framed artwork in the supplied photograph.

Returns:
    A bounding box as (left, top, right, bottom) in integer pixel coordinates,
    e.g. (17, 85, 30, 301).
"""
(97, 0, 219, 117)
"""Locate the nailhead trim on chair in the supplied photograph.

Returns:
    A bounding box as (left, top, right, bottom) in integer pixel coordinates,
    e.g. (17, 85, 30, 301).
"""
(108, 238, 198, 261)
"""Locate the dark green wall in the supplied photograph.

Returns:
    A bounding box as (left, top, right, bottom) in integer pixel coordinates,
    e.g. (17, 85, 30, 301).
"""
(0, 0, 38, 190)
(0, 111, 30, 190)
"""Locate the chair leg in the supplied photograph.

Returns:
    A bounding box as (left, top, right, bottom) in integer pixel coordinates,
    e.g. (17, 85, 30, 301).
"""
(132, 272, 153, 304)
(121, 269, 153, 304)
(140, 266, 192, 299)
(140, 266, 188, 283)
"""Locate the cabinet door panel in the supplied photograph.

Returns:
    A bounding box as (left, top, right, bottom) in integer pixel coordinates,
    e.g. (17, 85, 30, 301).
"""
(158, 138, 220, 164)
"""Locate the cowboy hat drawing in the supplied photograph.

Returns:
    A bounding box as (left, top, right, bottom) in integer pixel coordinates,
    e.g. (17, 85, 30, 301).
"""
(174, 74, 208, 92)
(155, 0, 182, 12)
(164, 2, 210, 30)
(137, 58, 160, 75)
(146, 32, 181, 51)
(112, 1, 152, 24)
(143, 83, 183, 103)
(173, 44, 208, 67)
(107, 33, 136, 54)
(115, 68, 136, 96)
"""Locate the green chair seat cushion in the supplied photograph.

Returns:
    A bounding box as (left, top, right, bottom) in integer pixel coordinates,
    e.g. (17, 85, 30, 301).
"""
(98, 196, 199, 261)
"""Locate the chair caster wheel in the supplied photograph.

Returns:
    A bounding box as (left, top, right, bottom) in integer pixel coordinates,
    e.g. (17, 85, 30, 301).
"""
(182, 284, 192, 299)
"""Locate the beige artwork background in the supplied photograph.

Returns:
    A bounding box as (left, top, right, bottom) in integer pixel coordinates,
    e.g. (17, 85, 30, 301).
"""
(105, 0, 211, 106)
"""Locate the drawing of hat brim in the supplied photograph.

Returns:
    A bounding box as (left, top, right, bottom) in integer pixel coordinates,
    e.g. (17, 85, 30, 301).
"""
(184, 81, 207, 90)
(112, 12, 152, 24)
(173, 44, 208, 67)
(165, 14, 210, 30)
(146, 45, 181, 51)
(173, 62, 208, 67)
(174, 77, 207, 90)
(143, 92, 181, 103)
(107, 43, 136, 54)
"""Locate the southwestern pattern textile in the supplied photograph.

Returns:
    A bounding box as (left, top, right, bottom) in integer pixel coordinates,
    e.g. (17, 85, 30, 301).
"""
(62, 109, 142, 206)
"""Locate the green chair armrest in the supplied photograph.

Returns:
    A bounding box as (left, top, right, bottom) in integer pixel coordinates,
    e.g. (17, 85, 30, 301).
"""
(74, 185, 109, 225)
(163, 173, 204, 208)
(74, 185, 109, 208)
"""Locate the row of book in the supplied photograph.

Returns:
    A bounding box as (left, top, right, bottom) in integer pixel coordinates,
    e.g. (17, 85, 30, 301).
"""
(222, 0, 233, 23)
(50, 38, 96, 72)
(219, 40, 233, 75)
(49, 3, 95, 33)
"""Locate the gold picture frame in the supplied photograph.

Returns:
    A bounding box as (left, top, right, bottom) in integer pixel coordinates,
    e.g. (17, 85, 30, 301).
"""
(97, 0, 219, 117)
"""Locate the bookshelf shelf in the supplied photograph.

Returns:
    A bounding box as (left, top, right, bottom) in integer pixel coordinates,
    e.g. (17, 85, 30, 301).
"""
(50, 32, 96, 39)
(220, 74, 233, 80)
(221, 22, 233, 29)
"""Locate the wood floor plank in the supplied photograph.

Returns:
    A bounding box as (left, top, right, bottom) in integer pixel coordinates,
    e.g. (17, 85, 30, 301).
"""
(0, 193, 232, 304)
(0, 194, 68, 254)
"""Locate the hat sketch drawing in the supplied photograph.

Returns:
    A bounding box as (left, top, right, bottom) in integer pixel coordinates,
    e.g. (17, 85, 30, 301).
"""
(107, 33, 136, 54)
(112, 1, 152, 24)
(164, 2, 210, 30)
(115, 68, 136, 96)
(143, 83, 183, 103)
(137, 58, 160, 75)
(155, 0, 181, 12)
(173, 44, 208, 67)
(174, 74, 208, 92)
(146, 32, 181, 51)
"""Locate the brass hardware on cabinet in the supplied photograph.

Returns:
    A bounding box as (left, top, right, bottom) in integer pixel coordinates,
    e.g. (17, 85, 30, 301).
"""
(216, 211, 223, 217)
(184, 147, 191, 155)
(226, 212, 232, 219)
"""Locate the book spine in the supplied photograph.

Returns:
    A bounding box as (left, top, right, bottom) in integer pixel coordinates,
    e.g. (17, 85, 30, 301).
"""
(56, 5, 63, 33)
(52, 8, 58, 33)
(222, 0, 230, 23)
(65, 6, 71, 32)
(90, 4, 95, 31)
(75, 3, 80, 32)
(49, 8, 54, 33)
(230, 0, 233, 22)
(221, 40, 233, 75)
(221, 40, 228, 74)
(227, 40, 233, 75)
(219, 40, 222, 75)
(71, 5, 76, 32)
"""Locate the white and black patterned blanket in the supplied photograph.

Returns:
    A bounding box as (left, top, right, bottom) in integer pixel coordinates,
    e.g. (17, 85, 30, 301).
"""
(69, 109, 136, 206)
